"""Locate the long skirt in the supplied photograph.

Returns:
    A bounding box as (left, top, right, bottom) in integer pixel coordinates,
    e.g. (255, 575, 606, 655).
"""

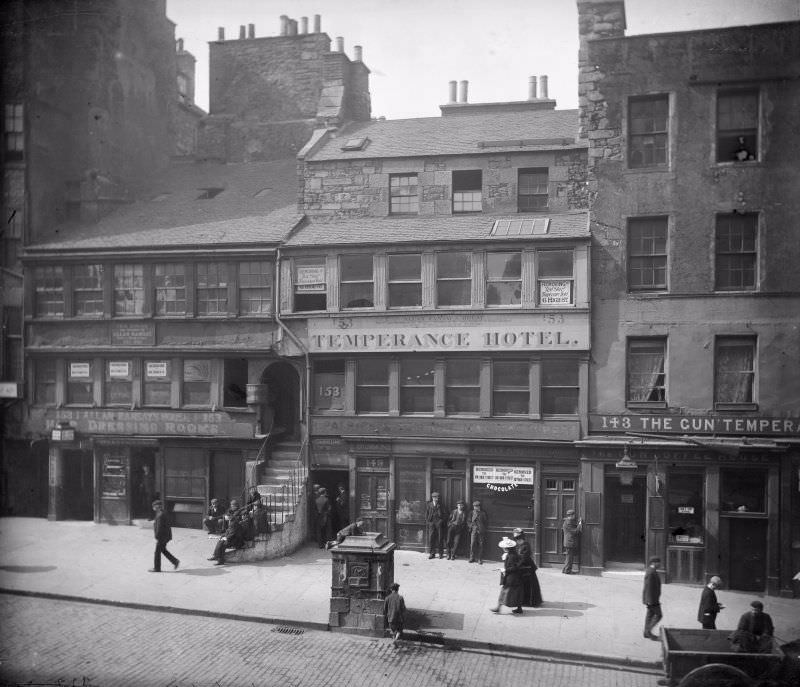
(522, 569, 543, 607)
(498, 581, 525, 608)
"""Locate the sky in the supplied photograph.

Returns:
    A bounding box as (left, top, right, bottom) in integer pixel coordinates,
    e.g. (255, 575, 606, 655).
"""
(166, 0, 800, 120)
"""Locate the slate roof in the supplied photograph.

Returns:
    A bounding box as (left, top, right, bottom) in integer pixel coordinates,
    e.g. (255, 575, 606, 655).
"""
(283, 211, 589, 248)
(26, 158, 302, 254)
(305, 109, 585, 161)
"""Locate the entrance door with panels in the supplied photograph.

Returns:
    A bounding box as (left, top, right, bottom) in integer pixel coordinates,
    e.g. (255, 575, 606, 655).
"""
(357, 471, 389, 536)
(542, 475, 577, 566)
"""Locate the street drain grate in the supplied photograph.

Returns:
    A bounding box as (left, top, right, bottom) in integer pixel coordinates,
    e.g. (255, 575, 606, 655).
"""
(271, 626, 304, 635)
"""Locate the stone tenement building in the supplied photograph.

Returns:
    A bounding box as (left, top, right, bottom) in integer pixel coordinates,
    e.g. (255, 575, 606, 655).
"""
(577, 0, 800, 596)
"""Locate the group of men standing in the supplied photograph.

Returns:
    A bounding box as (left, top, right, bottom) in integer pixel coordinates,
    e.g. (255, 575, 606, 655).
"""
(425, 493, 488, 563)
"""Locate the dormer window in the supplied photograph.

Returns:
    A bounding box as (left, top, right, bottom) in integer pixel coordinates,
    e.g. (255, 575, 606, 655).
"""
(452, 170, 482, 213)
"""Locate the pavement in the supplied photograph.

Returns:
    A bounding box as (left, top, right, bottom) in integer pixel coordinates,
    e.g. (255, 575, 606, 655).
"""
(1, 517, 798, 671)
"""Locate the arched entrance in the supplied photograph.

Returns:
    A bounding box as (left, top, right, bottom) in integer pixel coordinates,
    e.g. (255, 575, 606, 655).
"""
(260, 361, 302, 440)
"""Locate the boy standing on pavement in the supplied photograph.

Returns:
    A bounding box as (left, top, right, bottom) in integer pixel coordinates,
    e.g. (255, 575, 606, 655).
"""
(149, 500, 179, 573)
(697, 576, 724, 629)
(384, 582, 406, 646)
(642, 556, 662, 640)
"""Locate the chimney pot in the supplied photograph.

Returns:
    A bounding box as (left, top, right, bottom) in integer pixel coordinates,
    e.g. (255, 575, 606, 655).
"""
(217, 27, 225, 41)
(289, 19, 298, 36)
(528, 76, 537, 100)
(280, 15, 289, 36)
(313, 14, 321, 33)
(459, 79, 469, 104)
(335, 36, 344, 52)
(239, 25, 246, 39)
(248, 24, 255, 39)
(354, 45, 363, 62)
(300, 17, 308, 34)
(177, 38, 184, 52)
(539, 75, 549, 99)
(448, 80, 457, 103)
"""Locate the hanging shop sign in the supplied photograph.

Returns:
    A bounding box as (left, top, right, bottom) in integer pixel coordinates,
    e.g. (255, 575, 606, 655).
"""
(589, 413, 800, 437)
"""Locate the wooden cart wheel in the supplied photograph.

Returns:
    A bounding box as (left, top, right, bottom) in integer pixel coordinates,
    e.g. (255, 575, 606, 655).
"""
(676, 663, 755, 687)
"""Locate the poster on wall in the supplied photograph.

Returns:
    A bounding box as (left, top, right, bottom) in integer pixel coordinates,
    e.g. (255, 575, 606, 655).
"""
(473, 465, 534, 485)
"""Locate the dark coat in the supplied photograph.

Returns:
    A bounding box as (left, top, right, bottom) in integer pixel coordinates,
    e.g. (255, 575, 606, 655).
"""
(562, 515, 581, 548)
(426, 500, 445, 528)
(448, 507, 467, 528)
(384, 591, 406, 626)
(153, 509, 172, 543)
(499, 549, 525, 608)
(643, 566, 662, 606)
(222, 517, 245, 549)
(736, 610, 774, 637)
(469, 509, 488, 534)
(697, 586, 722, 624)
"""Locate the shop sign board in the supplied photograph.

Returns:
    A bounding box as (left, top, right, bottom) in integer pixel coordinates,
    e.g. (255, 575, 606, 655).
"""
(296, 265, 326, 292)
(539, 280, 572, 306)
(0, 382, 20, 398)
(473, 465, 534, 485)
(590, 413, 800, 437)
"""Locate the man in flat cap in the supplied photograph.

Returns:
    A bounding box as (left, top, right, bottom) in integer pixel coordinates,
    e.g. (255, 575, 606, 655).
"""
(425, 491, 445, 559)
(698, 575, 724, 629)
(642, 556, 662, 640)
(446, 499, 468, 560)
(729, 600, 774, 653)
(468, 500, 488, 564)
(561, 509, 582, 574)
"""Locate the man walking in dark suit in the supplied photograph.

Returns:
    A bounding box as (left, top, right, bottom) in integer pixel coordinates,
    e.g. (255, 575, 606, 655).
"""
(149, 500, 179, 573)
(642, 556, 662, 640)
(425, 492, 445, 559)
(697, 576, 724, 629)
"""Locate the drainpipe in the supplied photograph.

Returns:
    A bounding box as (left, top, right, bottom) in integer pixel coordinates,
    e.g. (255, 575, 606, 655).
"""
(274, 247, 311, 452)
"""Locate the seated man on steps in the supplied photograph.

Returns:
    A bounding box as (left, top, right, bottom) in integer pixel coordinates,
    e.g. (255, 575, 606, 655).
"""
(208, 511, 245, 565)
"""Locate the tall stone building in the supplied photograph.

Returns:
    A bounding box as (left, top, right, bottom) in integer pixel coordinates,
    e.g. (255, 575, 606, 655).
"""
(577, 0, 800, 595)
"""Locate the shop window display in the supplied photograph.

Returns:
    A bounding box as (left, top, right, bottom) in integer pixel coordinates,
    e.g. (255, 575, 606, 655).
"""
(668, 472, 704, 544)
(720, 468, 766, 513)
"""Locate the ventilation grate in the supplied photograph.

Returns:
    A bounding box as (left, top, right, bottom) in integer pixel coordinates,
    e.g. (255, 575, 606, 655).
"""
(271, 626, 304, 635)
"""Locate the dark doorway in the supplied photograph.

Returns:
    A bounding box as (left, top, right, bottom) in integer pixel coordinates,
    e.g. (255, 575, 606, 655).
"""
(727, 518, 767, 592)
(261, 362, 301, 440)
(211, 451, 245, 508)
(63, 449, 93, 520)
(131, 447, 157, 519)
(604, 472, 647, 563)
(310, 469, 349, 534)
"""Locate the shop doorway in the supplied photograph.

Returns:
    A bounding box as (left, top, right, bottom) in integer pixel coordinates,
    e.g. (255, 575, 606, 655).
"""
(542, 475, 578, 566)
(211, 451, 245, 508)
(604, 472, 647, 563)
(131, 447, 157, 519)
(356, 472, 389, 536)
(62, 449, 93, 520)
(726, 518, 767, 592)
(310, 469, 349, 533)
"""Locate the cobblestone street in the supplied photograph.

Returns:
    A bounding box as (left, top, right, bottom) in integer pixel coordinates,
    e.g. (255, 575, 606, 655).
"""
(0, 595, 657, 687)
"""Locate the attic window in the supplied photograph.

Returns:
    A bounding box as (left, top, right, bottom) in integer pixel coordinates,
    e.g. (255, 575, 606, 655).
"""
(491, 218, 550, 237)
(197, 187, 224, 200)
(254, 187, 272, 198)
(341, 136, 369, 151)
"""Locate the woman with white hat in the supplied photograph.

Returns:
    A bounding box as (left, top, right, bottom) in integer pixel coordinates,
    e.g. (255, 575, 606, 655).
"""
(490, 537, 525, 615)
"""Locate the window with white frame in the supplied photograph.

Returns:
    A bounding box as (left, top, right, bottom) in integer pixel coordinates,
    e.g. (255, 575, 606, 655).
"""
(627, 338, 666, 405)
(541, 358, 579, 415)
(293, 257, 327, 312)
(34, 266, 64, 317)
(537, 250, 574, 306)
(717, 89, 758, 163)
(340, 254, 374, 308)
(445, 358, 480, 415)
(486, 252, 522, 306)
(73, 264, 104, 317)
(182, 359, 212, 406)
(196, 262, 228, 315)
(714, 336, 756, 408)
(389, 174, 418, 214)
(155, 263, 186, 315)
(628, 217, 668, 291)
(105, 360, 133, 406)
(67, 361, 94, 405)
(715, 213, 756, 291)
(356, 358, 389, 413)
(518, 168, 549, 211)
(628, 95, 668, 168)
(400, 357, 435, 414)
(388, 254, 422, 308)
(144, 360, 172, 407)
(238, 261, 272, 315)
(114, 264, 144, 315)
(492, 360, 529, 415)
(452, 170, 482, 213)
(436, 251, 471, 307)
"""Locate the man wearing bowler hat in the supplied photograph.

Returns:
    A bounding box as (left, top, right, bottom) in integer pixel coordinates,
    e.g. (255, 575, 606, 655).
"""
(425, 491, 445, 559)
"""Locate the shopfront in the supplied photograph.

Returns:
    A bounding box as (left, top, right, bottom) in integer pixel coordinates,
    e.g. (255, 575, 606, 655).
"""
(580, 420, 794, 595)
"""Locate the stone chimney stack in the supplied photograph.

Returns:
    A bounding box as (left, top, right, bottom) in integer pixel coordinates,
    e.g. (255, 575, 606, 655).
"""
(459, 80, 469, 103)
(314, 15, 321, 33)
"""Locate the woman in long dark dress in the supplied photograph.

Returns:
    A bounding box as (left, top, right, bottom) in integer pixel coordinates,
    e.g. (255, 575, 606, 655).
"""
(513, 527, 543, 607)
(490, 537, 525, 614)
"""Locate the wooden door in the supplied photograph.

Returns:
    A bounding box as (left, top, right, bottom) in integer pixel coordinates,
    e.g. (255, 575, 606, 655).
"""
(605, 474, 646, 562)
(727, 518, 767, 592)
(357, 472, 389, 536)
(542, 475, 578, 565)
(432, 474, 466, 514)
(211, 451, 244, 507)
